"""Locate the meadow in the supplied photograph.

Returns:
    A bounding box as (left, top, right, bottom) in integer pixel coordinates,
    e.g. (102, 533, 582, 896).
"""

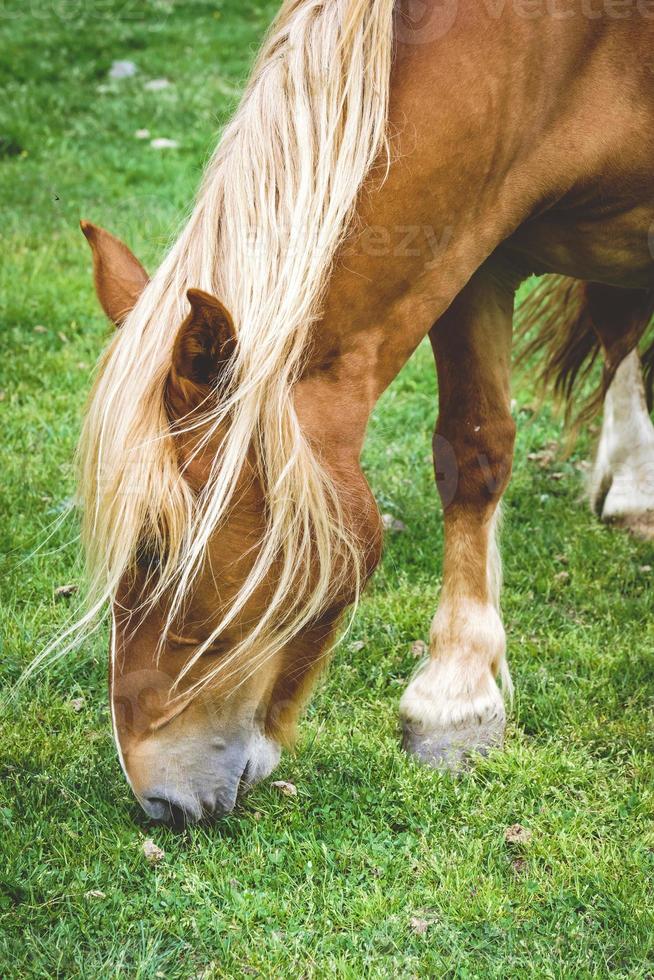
(1, 1, 653, 976)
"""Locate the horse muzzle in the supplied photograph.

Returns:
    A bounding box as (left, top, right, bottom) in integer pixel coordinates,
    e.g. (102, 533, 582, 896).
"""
(126, 729, 281, 826)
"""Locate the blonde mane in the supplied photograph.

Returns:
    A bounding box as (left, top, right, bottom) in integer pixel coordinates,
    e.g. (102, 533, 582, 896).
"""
(75, 0, 396, 694)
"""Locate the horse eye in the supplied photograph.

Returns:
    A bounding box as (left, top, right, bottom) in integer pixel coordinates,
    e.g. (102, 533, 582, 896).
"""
(136, 542, 161, 572)
(202, 643, 228, 657)
(167, 632, 227, 657)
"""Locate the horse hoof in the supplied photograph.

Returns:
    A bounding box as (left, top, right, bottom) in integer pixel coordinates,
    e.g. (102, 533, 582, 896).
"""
(402, 715, 505, 773)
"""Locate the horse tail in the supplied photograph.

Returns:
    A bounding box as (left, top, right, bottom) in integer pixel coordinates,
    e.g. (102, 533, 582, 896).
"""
(515, 276, 654, 438)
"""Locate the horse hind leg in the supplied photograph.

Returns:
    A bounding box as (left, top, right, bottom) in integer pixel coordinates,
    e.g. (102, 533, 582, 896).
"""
(584, 284, 654, 538)
(591, 348, 654, 538)
(400, 261, 517, 771)
(517, 278, 654, 539)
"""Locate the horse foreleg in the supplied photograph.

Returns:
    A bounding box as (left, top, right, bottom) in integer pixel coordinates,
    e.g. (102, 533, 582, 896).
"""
(400, 264, 516, 771)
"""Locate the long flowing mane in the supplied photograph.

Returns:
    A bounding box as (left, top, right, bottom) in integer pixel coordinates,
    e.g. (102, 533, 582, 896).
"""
(74, 0, 396, 692)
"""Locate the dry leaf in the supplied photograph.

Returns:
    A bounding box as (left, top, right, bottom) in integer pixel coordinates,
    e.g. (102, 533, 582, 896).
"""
(411, 640, 428, 658)
(504, 824, 533, 846)
(639, 565, 652, 573)
(350, 640, 366, 652)
(271, 780, 297, 797)
(527, 443, 558, 469)
(33, 325, 47, 334)
(150, 138, 179, 149)
(70, 697, 85, 713)
(511, 857, 528, 876)
(84, 889, 106, 900)
(55, 584, 78, 600)
(410, 916, 430, 935)
(0, 390, 6, 401)
(554, 571, 570, 584)
(142, 838, 165, 864)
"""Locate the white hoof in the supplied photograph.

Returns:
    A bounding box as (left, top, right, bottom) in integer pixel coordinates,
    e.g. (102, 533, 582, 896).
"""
(402, 713, 505, 771)
(596, 463, 654, 539)
(399, 658, 507, 772)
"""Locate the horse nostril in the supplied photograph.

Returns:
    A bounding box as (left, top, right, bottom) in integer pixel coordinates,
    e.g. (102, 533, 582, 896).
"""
(143, 795, 199, 827)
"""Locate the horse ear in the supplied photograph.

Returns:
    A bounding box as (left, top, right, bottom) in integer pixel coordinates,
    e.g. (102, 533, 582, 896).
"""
(167, 289, 237, 415)
(80, 221, 149, 327)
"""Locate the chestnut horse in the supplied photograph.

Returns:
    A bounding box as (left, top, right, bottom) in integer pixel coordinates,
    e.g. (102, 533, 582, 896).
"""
(78, 0, 654, 824)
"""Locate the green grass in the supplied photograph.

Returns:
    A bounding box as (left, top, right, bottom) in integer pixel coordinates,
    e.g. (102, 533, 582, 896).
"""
(1, 2, 654, 976)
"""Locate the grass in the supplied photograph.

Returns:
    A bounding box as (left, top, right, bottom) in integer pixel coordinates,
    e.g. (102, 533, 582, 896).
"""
(1, 2, 653, 976)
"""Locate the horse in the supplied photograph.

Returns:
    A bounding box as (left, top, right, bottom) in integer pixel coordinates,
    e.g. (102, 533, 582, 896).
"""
(518, 277, 654, 537)
(77, 0, 654, 825)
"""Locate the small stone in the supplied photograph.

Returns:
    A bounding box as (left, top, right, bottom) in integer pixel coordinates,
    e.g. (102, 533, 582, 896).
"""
(70, 697, 85, 713)
(271, 780, 297, 797)
(134, 128, 151, 139)
(33, 325, 47, 334)
(142, 839, 165, 864)
(504, 823, 533, 846)
(411, 640, 428, 659)
(109, 60, 138, 80)
(84, 889, 106, 900)
(150, 138, 179, 150)
(639, 565, 652, 574)
(55, 584, 78, 600)
(382, 514, 407, 533)
(144, 78, 171, 91)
